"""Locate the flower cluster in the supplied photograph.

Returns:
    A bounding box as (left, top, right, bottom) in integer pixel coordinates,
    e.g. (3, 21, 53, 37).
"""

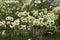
(0, 0, 59, 35)
(0, 9, 58, 30)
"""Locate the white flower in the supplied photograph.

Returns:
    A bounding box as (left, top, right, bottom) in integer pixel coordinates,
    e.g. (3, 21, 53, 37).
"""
(0, 22, 3, 26)
(9, 25, 14, 28)
(24, 11, 30, 15)
(17, 11, 29, 17)
(21, 17, 27, 23)
(17, 12, 22, 17)
(43, 15, 48, 19)
(42, 0, 46, 2)
(32, 10, 38, 17)
(2, 21, 6, 24)
(55, 14, 58, 20)
(33, 19, 40, 26)
(52, 6, 60, 13)
(23, 0, 32, 5)
(5, 16, 14, 21)
(28, 38, 31, 40)
(44, 10, 47, 14)
(47, 19, 55, 25)
(6, 21, 11, 25)
(21, 25, 26, 28)
(39, 12, 43, 16)
(28, 15, 35, 20)
(39, 18, 44, 22)
(27, 25, 32, 30)
(9, 19, 20, 28)
(0, 21, 5, 26)
(2, 6, 6, 9)
(43, 22, 48, 26)
(47, 12, 58, 20)
(27, 15, 35, 24)
(2, 30, 5, 35)
(34, 0, 41, 3)
(20, 25, 26, 30)
(13, 19, 20, 26)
